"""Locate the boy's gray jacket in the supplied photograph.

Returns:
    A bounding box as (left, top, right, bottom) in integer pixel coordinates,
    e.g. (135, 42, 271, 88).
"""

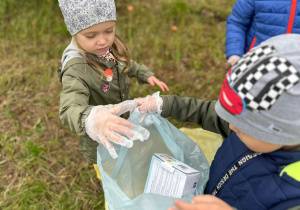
(58, 41, 154, 163)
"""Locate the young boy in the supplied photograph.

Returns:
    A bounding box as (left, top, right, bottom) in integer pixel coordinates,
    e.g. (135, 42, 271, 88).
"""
(137, 34, 300, 209)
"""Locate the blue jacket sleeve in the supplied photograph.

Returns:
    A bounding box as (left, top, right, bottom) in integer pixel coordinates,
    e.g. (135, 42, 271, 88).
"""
(226, 0, 255, 58)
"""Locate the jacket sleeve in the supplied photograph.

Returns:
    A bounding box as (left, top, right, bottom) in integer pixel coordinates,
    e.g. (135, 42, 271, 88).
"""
(226, 0, 255, 59)
(127, 60, 155, 84)
(59, 67, 93, 137)
(161, 95, 231, 138)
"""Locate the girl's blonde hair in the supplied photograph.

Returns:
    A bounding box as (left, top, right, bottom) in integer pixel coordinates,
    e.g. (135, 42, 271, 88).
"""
(73, 35, 131, 79)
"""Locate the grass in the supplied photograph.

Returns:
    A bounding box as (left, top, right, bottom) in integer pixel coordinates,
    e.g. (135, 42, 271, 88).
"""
(0, 0, 235, 209)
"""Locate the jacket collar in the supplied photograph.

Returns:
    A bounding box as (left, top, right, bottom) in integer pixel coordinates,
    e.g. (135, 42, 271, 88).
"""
(89, 53, 126, 72)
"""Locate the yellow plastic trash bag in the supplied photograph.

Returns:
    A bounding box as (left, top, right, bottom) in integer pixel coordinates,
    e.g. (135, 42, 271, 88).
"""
(179, 128, 223, 165)
(94, 164, 109, 210)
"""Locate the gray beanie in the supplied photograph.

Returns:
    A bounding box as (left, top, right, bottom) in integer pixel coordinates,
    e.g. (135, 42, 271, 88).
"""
(58, 0, 116, 35)
(215, 34, 300, 146)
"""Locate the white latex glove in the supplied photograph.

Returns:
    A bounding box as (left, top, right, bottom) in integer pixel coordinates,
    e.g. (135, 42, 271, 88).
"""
(135, 91, 163, 122)
(85, 100, 150, 159)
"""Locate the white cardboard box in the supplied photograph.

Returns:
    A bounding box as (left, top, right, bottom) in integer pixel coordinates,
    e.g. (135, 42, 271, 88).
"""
(144, 153, 200, 198)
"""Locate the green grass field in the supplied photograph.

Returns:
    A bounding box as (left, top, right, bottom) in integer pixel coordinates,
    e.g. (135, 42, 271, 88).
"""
(0, 0, 235, 209)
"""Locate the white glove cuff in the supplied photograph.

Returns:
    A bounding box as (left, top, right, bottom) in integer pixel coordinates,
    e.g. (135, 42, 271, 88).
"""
(85, 106, 102, 143)
(153, 91, 163, 115)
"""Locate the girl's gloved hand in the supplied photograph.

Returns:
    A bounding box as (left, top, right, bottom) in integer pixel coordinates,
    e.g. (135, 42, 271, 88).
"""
(85, 100, 150, 159)
(135, 91, 163, 122)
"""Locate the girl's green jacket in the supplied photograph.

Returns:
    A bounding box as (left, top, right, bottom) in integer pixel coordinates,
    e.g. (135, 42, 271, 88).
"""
(58, 55, 154, 163)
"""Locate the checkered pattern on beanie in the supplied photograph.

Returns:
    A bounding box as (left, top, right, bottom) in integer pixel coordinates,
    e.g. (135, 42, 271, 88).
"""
(215, 34, 300, 145)
(234, 56, 300, 111)
(231, 45, 276, 83)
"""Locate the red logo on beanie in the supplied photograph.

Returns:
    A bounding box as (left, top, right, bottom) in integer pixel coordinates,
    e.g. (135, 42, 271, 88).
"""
(220, 45, 300, 116)
(219, 68, 245, 115)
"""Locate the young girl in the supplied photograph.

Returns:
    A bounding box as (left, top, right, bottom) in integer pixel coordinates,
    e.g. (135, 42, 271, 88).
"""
(57, 0, 169, 163)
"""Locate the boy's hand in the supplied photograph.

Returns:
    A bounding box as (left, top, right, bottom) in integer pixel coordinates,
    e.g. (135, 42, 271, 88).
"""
(224, 55, 241, 73)
(135, 92, 163, 114)
(227, 55, 241, 66)
(147, 76, 170, 92)
(168, 195, 233, 210)
(135, 92, 163, 122)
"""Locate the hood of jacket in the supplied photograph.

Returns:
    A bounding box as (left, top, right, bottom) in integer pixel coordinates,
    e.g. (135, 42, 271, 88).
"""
(61, 38, 83, 71)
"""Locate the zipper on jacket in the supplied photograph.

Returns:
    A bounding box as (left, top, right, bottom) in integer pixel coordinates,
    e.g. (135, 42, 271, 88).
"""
(287, 0, 298, 33)
(248, 0, 297, 52)
(248, 37, 257, 52)
(115, 62, 123, 101)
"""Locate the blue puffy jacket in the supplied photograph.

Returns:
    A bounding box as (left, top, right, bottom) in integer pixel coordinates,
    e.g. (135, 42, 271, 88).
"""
(226, 0, 300, 59)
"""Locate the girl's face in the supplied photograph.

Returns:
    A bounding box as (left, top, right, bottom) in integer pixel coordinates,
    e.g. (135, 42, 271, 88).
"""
(75, 21, 116, 56)
(229, 124, 283, 153)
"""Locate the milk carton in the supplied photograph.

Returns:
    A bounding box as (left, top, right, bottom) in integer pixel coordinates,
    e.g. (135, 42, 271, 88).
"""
(144, 153, 200, 198)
